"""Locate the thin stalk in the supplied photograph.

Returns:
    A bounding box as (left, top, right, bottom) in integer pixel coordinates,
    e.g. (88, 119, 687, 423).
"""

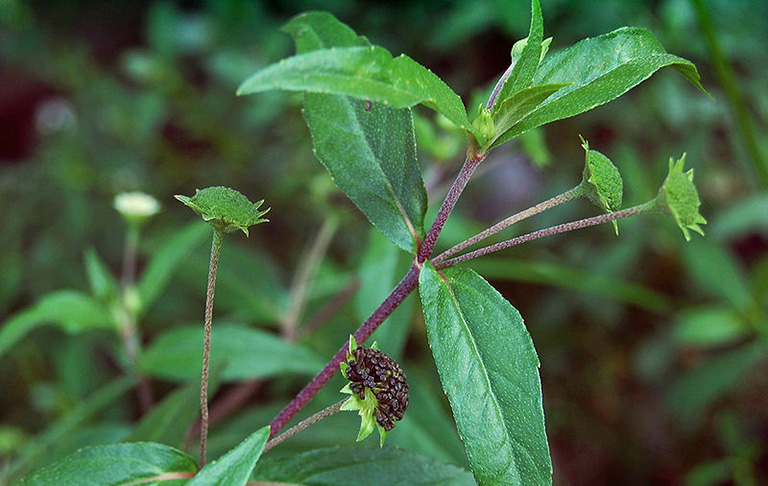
(118, 223, 153, 412)
(690, 0, 768, 189)
(264, 400, 345, 453)
(282, 218, 339, 342)
(437, 201, 658, 269)
(200, 229, 224, 468)
(433, 184, 586, 264)
(417, 154, 485, 264)
(268, 265, 419, 439)
(121, 224, 140, 288)
(486, 62, 515, 110)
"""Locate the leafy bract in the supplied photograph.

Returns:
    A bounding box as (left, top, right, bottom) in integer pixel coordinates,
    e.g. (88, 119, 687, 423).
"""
(419, 263, 552, 486)
(274, 11, 429, 253)
(140, 324, 324, 382)
(0, 290, 111, 361)
(84, 248, 119, 302)
(251, 446, 476, 486)
(494, 27, 710, 146)
(15, 442, 195, 486)
(187, 427, 269, 486)
(175, 186, 269, 236)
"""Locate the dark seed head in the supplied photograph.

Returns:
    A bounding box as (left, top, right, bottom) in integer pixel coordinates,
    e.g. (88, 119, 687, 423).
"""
(343, 347, 409, 431)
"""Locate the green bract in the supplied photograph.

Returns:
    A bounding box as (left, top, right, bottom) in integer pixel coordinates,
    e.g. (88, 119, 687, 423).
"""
(175, 186, 269, 236)
(657, 155, 707, 241)
(580, 137, 623, 234)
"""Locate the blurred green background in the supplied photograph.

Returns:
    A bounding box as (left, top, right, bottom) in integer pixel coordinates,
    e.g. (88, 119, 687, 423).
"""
(1, 0, 767, 484)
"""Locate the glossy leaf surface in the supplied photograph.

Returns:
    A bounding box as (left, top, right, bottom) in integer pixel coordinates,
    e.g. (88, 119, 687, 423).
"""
(187, 426, 269, 486)
(419, 263, 552, 485)
(251, 446, 476, 486)
(494, 27, 709, 146)
(17, 442, 196, 486)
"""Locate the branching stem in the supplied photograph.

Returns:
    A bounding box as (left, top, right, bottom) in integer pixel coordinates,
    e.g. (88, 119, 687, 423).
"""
(200, 228, 224, 468)
(433, 184, 586, 264)
(436, 201, 658, 269)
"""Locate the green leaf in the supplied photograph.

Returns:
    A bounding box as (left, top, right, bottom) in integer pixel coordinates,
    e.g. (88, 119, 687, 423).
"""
(276, 12, 430, 253)
(2, 378, 133, 483)
(187, 426, 269, 486)
(16, 442, 197, 486)
(580, 137, 624, 233)
(682, 239, 752, 312)
(668, 341, 765, 419)
(0, 291, 112, 361)
(496, 0, 544, 101)
(490, 83, 568, 148)
(140, 324, 324, 382)
(84, 248, 119, 302)
(282, 11, 369, 54)
(673, 306, 748, 346)
(137, 222, 210, 316)
(251, 446, 477, 486)
(419, 262, 552, 486)
(303, 93, 427, 252)
(238, 46, 474, 134)
(657, 154, 707, 241)
(127, 384, 200, 448)
(495, 27, 710, 145)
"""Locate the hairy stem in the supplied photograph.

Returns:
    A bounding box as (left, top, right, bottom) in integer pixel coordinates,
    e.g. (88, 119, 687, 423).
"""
(264, 400, 345, 453)
(417, 155, 484, 264)
(486, 62, 516, 110)
(200, 229, 224, 468)
(433, 184, 586, 264)
(268, 265, 419, 439)
(437, 201, 658, 269)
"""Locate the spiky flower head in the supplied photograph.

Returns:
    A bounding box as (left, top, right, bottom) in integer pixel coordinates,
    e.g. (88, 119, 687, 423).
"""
(580, 136, 623, 234)
(657, 154, 706, 241)
(175, 186, 269, 236)
(340, 336, 409, 446)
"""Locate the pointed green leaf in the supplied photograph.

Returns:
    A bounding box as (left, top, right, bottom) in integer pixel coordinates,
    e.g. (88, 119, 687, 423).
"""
(419, 262, 552, 486)
(16, 442, 197, 486)
(84, 248, 119, 302)
(140, 324, 324, 382)
(187, 426, 270, 486)
(303, 93, 427, 252)
(251, 447, 477, 486)
(175, 186, 269, 236)
(274, 13, 430, 253)
(0, 291, 112, 361)
(137, 222, 209, 316)
(282, 11, 369, 54)
(4, 378, 133, 483)
(238, 46, 474, 134)
(495, 27, 710, 145)
(657, 154, 706, 241)
(496, 0, 544, 101)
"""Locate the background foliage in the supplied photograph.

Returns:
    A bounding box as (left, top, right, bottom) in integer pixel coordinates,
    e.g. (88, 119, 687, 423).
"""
(1, 0, 767, 484)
